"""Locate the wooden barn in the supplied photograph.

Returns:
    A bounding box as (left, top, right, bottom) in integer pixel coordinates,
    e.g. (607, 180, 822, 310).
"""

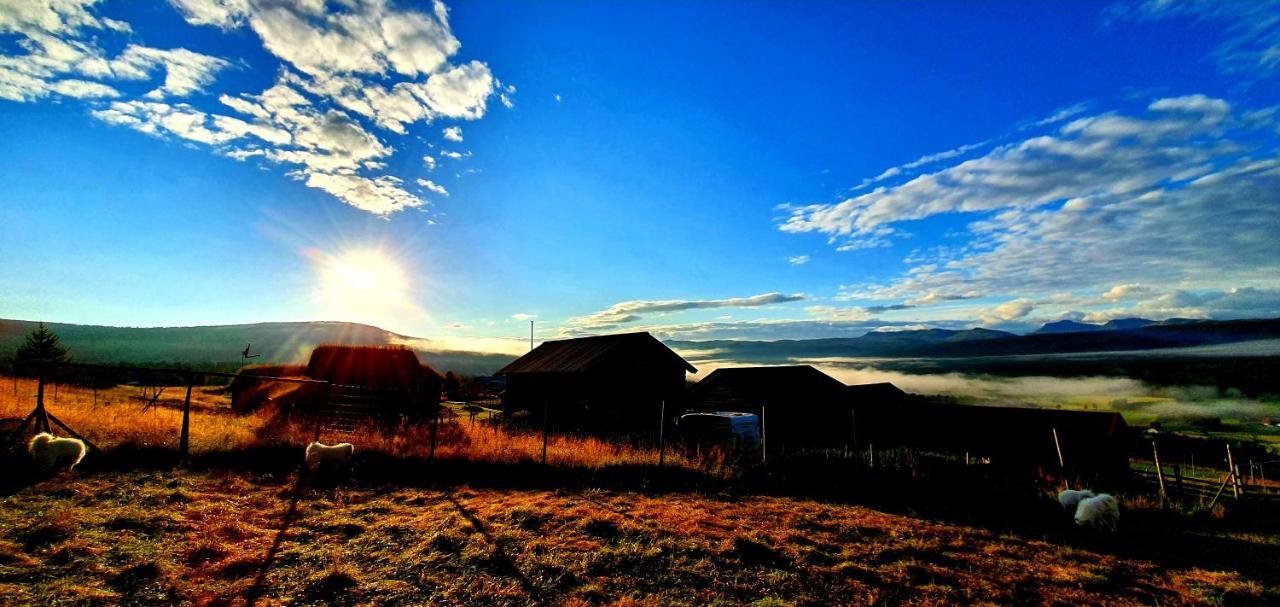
(496, 332, 696, 429)
(687, 365, 849, 448)
(850, 401, 1133, 479)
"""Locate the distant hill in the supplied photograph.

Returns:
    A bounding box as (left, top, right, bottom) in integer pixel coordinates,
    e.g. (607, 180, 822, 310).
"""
(1034, 320, 1106, 334)
(669, 318, 1280, 362)
(0, 319, 515, 376)
(1034, 317, 1157, 334)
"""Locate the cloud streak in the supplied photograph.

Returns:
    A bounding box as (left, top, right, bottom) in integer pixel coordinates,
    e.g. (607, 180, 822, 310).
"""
(565, 292, 806, 332)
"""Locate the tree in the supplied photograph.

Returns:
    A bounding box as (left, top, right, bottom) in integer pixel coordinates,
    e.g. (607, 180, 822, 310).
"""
(16, 322, 70, 372)
(443, 371, 462, 401)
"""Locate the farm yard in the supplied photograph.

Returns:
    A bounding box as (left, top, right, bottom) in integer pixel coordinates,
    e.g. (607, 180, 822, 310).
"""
(2, 371, 1280, 606)
(2, 468, 1279, 606)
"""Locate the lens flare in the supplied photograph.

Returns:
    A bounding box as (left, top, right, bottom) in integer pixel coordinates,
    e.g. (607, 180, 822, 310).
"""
(311, 248, 416, 327)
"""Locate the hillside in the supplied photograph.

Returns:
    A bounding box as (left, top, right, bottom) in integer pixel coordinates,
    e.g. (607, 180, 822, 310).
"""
(0, 319, 514, 376)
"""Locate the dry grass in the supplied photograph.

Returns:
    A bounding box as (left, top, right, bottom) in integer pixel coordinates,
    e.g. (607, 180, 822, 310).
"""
(1, 469, 1276, 606)
(0, 376, 710, 473)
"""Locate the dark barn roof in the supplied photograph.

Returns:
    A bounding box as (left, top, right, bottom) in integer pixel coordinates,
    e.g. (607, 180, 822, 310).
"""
(843, 382, 909, 403)
(497, 332, 696, 375)
(307, 344, 443, 391)
(691, 365, 846, 409)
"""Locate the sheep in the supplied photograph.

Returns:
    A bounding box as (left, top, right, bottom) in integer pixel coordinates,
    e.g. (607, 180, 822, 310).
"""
(305, 441, 354, 474)
(1074, 493, 1120, 532)
(27, 432, 86, 473)
(1057, 489, 1095, 513)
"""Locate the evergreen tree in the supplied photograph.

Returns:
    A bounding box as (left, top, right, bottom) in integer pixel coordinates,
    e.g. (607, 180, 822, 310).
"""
(443, 371, 462, 401)
(16, 323, 70, 371)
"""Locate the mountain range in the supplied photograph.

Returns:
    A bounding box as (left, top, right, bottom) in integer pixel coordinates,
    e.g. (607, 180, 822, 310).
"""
(0, 319, 513, 376)
(2, 317, 1278, 376)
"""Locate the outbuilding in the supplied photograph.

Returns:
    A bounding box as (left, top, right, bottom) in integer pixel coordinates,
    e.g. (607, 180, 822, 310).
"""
(496, 332, 696, 429)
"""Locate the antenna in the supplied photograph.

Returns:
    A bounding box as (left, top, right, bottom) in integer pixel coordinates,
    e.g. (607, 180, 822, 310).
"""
(529, 320, 534, 352)
(241, 343, 260, 360)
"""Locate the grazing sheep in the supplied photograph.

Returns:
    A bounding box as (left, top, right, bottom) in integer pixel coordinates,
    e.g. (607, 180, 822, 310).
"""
(1057, 489, 1095, 513)
(27, 432, 86, 473)
(1074, 493, 1120, 532)
(305, 441, 354, 474)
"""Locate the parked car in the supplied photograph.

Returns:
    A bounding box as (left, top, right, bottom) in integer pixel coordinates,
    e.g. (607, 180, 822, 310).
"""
(677, 411, 761, 448)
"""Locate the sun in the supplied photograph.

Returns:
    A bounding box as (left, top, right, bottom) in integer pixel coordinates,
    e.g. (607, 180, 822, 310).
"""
(313, 249, 414, 324)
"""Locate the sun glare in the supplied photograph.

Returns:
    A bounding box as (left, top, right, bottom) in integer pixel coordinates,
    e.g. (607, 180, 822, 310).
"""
(313, 249, 416, 325)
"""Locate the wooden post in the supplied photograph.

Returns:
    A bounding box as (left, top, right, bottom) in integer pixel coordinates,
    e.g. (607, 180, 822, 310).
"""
(179, 377, 193, 464)
(1152, 441, 1167, 503)
(36, 374, 49, 433)
(1226, 444, 1240, 500)
(868, 443, 874, 467)
(1174, 464, 1183, 499)
(760, 405, 767, 465)
(1052, 427, 1065, 469)
(429, 403, 439, 461)
(850, 408, 858, 452)
(541, 400, 549, 466)
(657, 400, 666, 467)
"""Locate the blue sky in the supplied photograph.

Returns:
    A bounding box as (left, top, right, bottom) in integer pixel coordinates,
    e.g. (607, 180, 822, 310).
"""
(1, 0, 1279, 353)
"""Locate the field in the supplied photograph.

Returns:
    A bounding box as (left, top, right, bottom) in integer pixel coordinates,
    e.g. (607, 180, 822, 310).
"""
(3, 375, 1280, 605)
(2, 468, 1279, 606)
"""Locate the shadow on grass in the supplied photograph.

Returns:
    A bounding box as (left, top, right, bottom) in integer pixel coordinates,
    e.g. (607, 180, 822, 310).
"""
(4, 443, 1279, 595)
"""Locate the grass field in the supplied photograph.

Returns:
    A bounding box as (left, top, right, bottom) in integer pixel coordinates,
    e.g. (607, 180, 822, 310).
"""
(1, 468, 1278, 606)
(0, 376, 714, 473)
(4, 375, 1280, 605)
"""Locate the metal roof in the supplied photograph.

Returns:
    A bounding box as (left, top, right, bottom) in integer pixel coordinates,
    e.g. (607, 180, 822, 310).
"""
(496, 332, 697, 375)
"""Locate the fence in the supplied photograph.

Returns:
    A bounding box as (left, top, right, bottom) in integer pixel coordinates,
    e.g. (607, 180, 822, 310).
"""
(1132, 441, 1280, 506)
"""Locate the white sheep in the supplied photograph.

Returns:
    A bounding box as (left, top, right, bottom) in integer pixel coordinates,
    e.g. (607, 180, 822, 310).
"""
(305, 441, 354, 474)
(1074, 493, 1120, 532)
(27, 432, 86, 473)
(1057, 489, 1095, 513)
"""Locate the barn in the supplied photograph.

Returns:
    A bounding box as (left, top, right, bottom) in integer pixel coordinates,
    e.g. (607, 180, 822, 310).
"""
(496, 332, 696, 429)
(850, 401, 1132, 479)
(687, 365, 849, 448)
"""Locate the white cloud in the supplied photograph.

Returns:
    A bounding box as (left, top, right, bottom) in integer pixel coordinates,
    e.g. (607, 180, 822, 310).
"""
(1108, 1, 1280, 76)
(566, 292, 807, 331)
(1102, 283, 1152, 302)
(441, 125, 462, 141)
(785, 96, 1280, 318)
(416, 178, 448, 196)
(786, 255, 810, 265)
(983, 298, 1036, 324)
(423, 155, 436, 171)
(511, 313, 536, 321)
(109, 44, 229, 98)
(440, 149, 469, 159)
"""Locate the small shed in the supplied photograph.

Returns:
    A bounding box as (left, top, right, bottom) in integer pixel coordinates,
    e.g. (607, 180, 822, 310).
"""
(687, 365, 848, 448)
(496, 332, 696, 429)
(306, 344, 443, 419)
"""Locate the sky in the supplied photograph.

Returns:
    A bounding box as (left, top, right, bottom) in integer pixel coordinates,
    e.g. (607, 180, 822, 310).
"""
(1, 0, 1279, 354)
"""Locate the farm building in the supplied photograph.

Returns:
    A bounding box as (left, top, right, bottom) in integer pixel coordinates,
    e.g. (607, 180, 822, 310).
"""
(496, 332, 696, 429)
(687, 365, 850, 448)
(850, 401, 1133, 479)
(230, 345, 443, 422)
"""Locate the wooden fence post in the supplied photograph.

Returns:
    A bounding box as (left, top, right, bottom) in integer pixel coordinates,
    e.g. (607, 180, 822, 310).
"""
(179, 376, 193, 464)
(1052, 427, 1065, 469)
(429, 403, 439, 461)
(541, 400, 549, 466)
(36, 374, 49, 433)
(1226, 444, 1240, 500)
(1152, 440, 1166, 504)
(657, 400, 666, 467)
(760, 405, 767, 465)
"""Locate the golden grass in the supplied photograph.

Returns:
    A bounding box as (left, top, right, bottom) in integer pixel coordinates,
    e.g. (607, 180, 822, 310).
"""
(1, 469, 1275, 606)
(0, 375, 713, 472)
